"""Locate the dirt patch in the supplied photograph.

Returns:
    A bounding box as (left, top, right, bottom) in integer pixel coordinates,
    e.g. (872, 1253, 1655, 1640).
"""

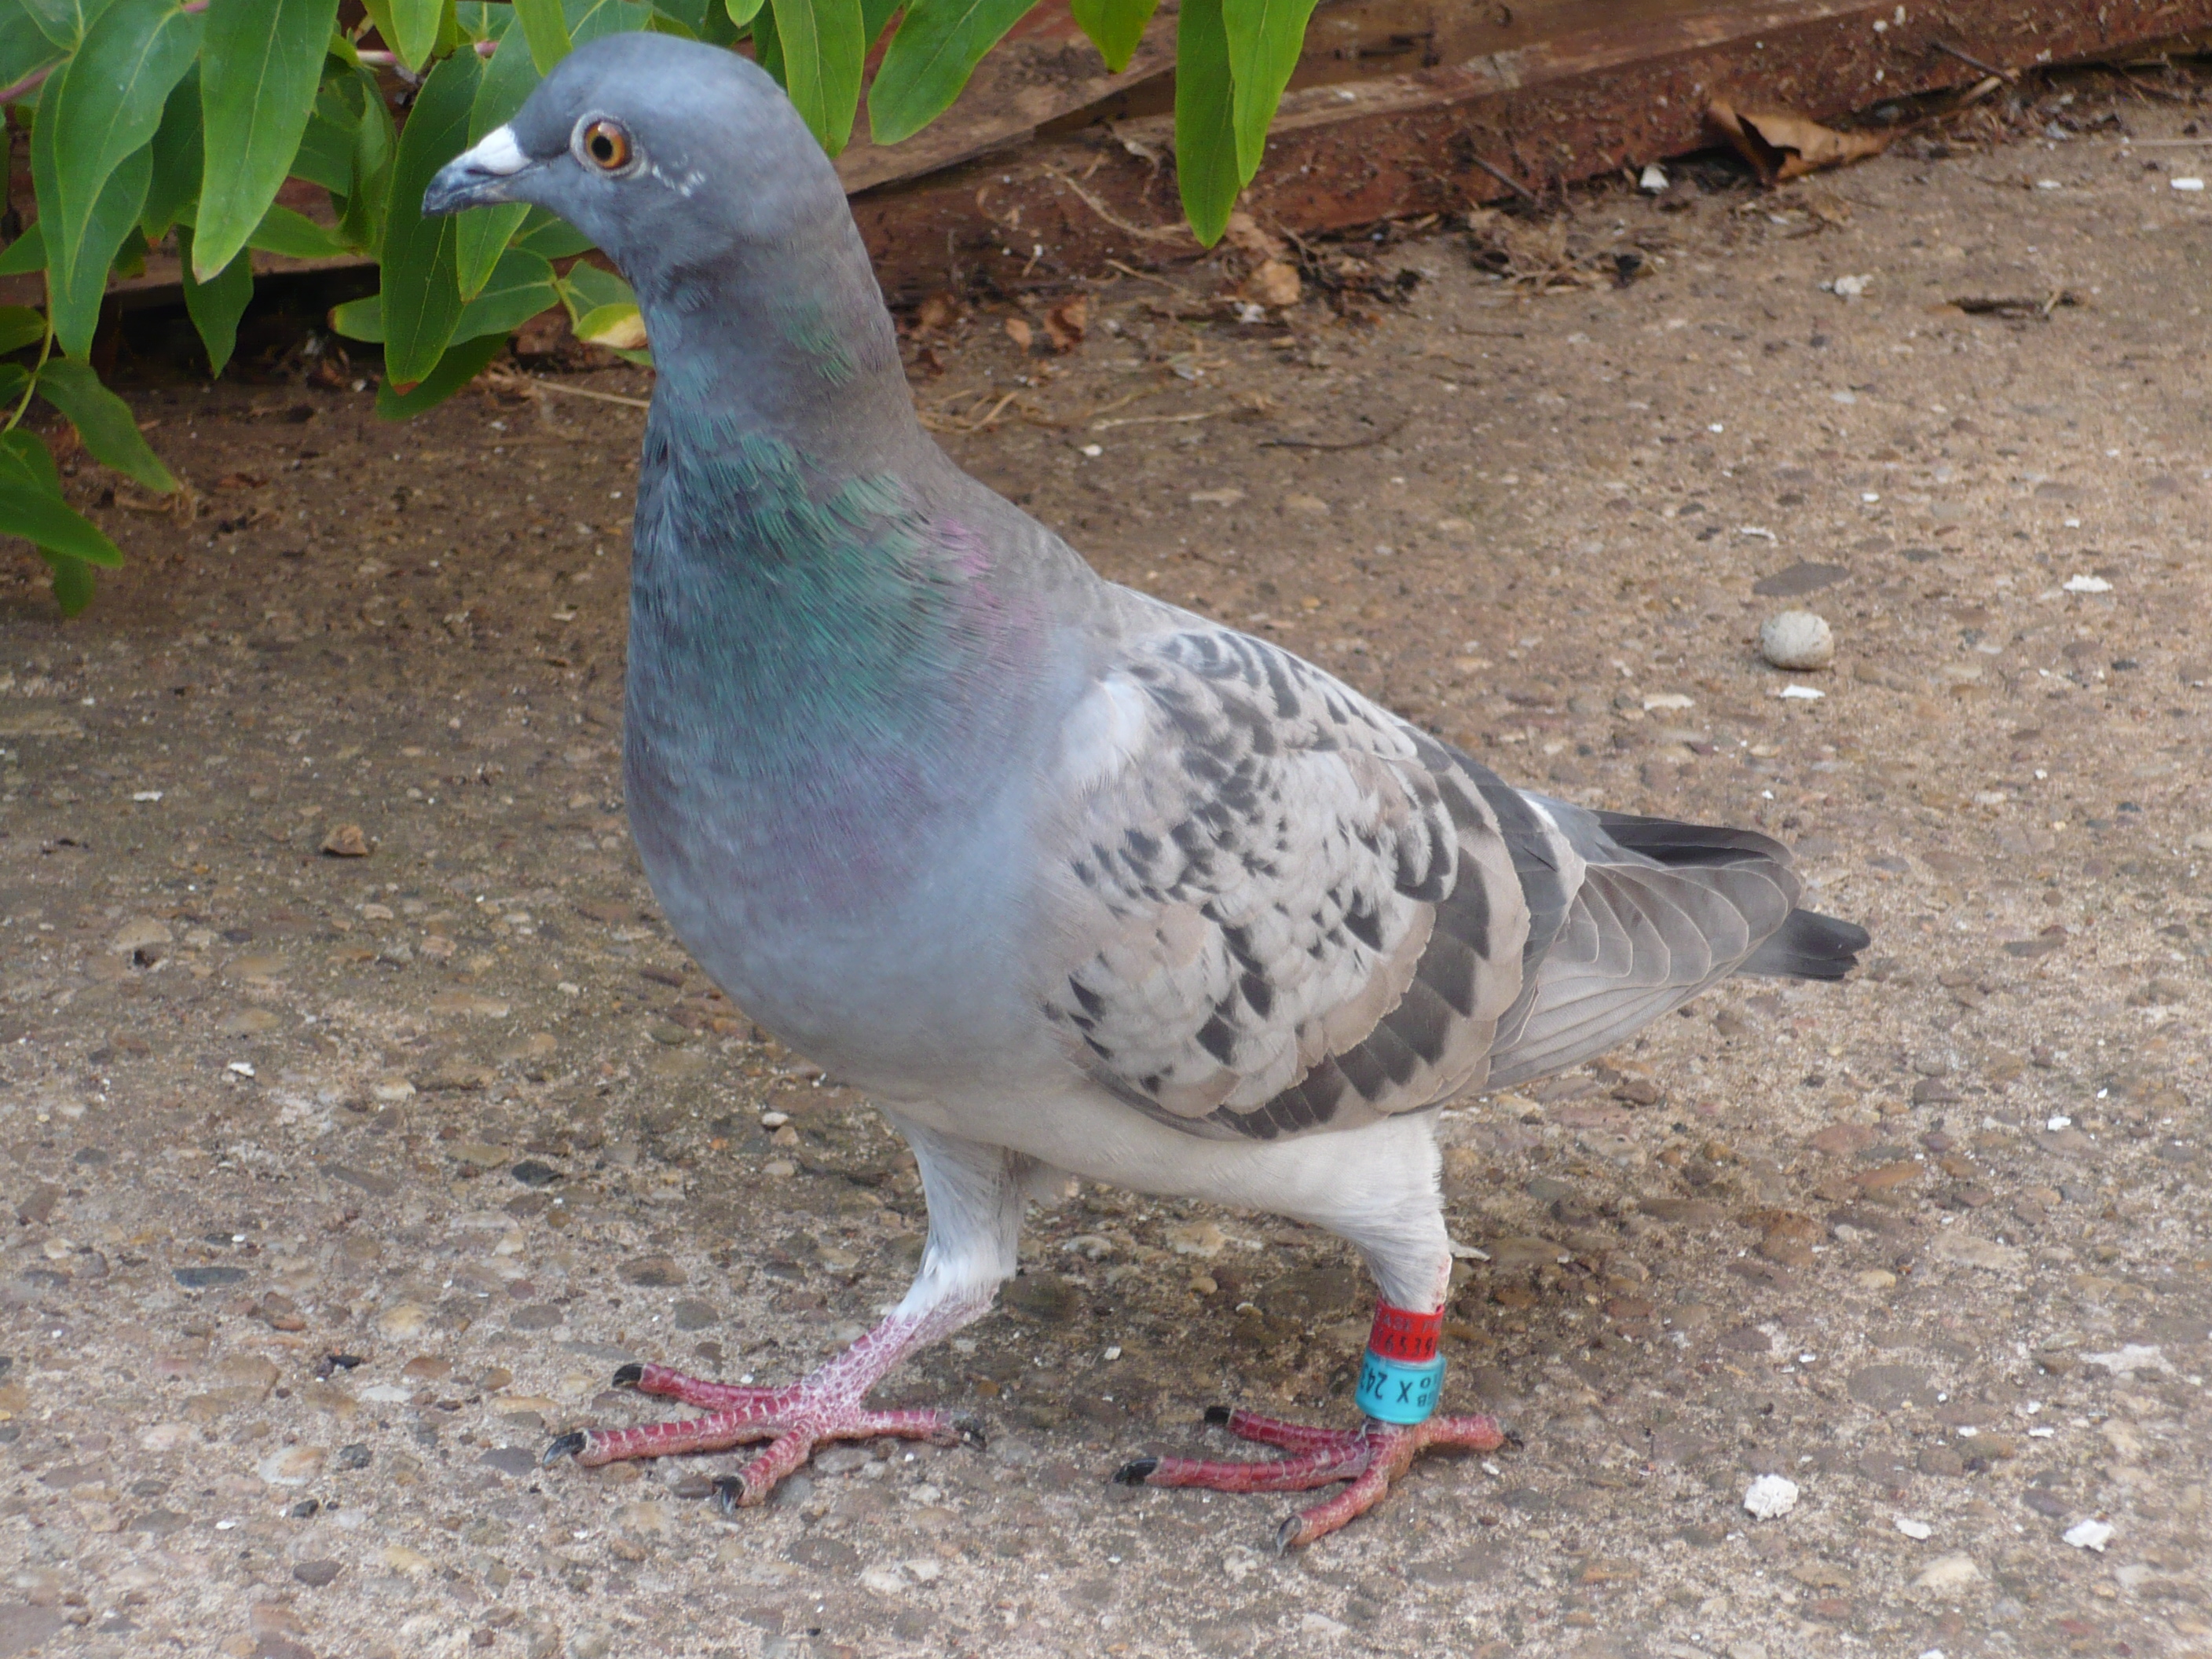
(2, 75, 2208, 1659)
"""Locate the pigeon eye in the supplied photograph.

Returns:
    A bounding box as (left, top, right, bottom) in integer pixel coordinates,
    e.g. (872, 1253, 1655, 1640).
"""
(580, 119, 632, 171)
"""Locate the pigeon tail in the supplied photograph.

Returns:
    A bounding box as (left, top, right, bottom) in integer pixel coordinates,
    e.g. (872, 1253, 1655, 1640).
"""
(1740, 906, 1871, 980)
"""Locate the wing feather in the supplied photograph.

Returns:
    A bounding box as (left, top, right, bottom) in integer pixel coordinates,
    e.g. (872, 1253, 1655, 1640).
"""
(1035, 624, 1529, 1139)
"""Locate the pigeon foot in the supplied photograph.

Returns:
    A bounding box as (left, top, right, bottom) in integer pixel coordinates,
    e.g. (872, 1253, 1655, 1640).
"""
(548, 1359, 972, 1499)
(1116, 1406, 1509, 1549)
(542, 1298, 994, 1507)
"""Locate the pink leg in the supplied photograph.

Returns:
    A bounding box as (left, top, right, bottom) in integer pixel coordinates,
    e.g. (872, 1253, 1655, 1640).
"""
(1117, 1409, 1511, 1550)
(544, 1295, 991, 1509)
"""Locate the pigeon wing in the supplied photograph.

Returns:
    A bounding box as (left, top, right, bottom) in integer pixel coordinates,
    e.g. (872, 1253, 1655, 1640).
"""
(1479, 795, 1808, 1090)
(1035, 624, 1531, 1141)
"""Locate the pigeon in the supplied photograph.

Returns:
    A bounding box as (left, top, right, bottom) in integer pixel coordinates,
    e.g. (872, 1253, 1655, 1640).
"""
(424, 35, 1870, 1549)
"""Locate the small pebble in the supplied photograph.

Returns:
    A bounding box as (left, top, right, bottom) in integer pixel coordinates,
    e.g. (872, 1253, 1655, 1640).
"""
(2063, 1518, 2114, 1551)
(1743, 1474, 1799, 1519)
(1760, 610, 1835, 670)
(1896, 1516, 1933, 1540)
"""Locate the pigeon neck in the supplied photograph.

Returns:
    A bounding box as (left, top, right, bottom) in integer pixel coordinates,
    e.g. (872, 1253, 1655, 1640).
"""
(632, 219, 922, 470)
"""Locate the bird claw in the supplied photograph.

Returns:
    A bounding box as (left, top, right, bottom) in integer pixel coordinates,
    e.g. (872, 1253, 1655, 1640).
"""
(1203, 1404, 1234, 1429)
(711, 1474, 749, 1514)
(611, 1362, 645, 1389)
(543, 1430, 588, 1467)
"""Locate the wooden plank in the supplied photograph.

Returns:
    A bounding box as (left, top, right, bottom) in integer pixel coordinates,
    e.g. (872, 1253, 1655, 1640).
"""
(848, 0, 2212, 299)
(13, 0, 2209, 321)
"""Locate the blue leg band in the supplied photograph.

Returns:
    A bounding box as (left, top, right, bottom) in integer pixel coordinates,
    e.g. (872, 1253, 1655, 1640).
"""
(1355, 1350, 1445, 1425)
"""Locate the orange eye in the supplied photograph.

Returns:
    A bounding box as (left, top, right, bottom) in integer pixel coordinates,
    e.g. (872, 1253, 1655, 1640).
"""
(581, 119, 631, 170)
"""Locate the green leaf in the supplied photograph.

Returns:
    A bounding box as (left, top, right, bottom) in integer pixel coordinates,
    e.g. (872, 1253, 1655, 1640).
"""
(513, 205, 591, 258)
(514, 0, 570, 68)
(32, 71, 153, 357)
(375, 327, 505, 418)
(0, 222, 42, 275)
(177, 222, 253, 375)
(749, 0, 779, 75)
(0, 426, 58, 493)
(555, 258, 633, 317)
(248, 202, 349, 259)
(377, 46, 480, 386)
(1069, 0, 1155, 72)
(328, 291, 383, 342)
(1221, 0, 1315, 183)
(16, 0, 95, 52)
(0, 479, 125, 568)
(456, 247, 555, 339)
(0, 0, 66, 93)
(723, 0, 762, 24)
(1173, 0, 1237, 244)
(194, 0, 340, 276)
(138, 60, 201, 238)
(557, 260, 644, 350)
(866, 0, 1033, 146)
(293, 72, 363, 195)
(572, 301, 643, 347)
(338, 69, 398, 252)
(764, 0, 862, 154)
(35, 358, 177, 491)
(370, 0, 443, 69)
(47, 555, 94, 614)
(0, 304, 44, 356)
(456, 3, 540, 299)
(564, 0, 650, 46)
(39, 0, 201, 295)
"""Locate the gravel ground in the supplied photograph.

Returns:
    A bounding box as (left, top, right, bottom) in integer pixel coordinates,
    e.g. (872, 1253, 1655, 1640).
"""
(2, 71, 2208, 1659)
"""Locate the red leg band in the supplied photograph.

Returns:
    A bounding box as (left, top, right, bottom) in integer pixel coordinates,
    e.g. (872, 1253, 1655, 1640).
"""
(1366, 1301, 1443, 1365)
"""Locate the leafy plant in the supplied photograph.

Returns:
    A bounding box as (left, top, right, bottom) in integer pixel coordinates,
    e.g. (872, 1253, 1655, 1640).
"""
(0, 0, 1324, 613)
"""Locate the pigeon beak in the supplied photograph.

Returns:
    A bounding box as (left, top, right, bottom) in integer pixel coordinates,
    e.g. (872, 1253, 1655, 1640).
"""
(423, 125, 537, 217)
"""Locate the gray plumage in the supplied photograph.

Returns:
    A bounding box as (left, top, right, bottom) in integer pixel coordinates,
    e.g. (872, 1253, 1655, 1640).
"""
(423, 34, 1870, 1503)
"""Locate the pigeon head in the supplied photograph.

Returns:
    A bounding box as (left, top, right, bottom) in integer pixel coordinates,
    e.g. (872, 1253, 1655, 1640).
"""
(423, 34, 843, 296)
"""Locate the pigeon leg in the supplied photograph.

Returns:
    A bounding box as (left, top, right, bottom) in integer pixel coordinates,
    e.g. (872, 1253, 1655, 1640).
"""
(1116, 1408, 1508, 1548)
(545, 1122, 1031, 1507)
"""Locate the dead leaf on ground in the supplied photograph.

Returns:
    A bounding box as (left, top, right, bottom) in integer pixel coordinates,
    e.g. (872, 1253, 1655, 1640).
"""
(1221, 211, 1287, 262)
(320, 823, 372, 858)
(214, 471, 269, 491)
(914, 291, 963, 335)
(1240, 259, 1302, 309)
(1004, 317, 1035, 351)
(1711, 99, 1892, 183)
(1042, 295, 1090, 353)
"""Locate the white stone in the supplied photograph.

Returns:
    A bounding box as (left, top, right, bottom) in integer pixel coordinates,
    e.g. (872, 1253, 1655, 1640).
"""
(1896, 1516, 1934, 1540)
(1914, 1554, 1981, 1591)
(257, 1445, 325, 1486)
(2062, 574, 2112, 593)
(2064, 1518, 2115, 1551)
(1760, 610, 1834, 670)
(1742, 1474, 1799, 1519)
(2082, 1344, 2168, 1376)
